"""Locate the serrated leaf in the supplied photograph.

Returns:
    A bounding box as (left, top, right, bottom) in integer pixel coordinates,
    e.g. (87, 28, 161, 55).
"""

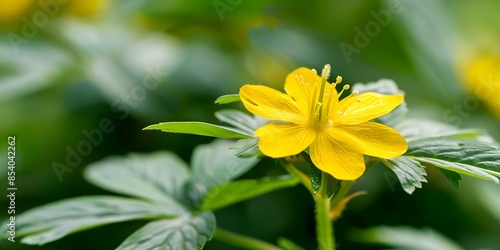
(214, 109, 262, 136)
(406, 137, 500, 183)
(187, 140, 260, 207)
(84, 152, 190, 207)
(199, 175, 300, 211)
(438, 168, 462, 189)
(396, 119, 484, 142)
(231, 137, 260, 157)
(414, 157, 498, 183)
(215, 94, 241, 104)
(3, 196, 176, 245)
(117, 212, 216, 250)
(352, 79, 407, 127)
(143, 122, 251, 139)
(381, 157, 427, 194)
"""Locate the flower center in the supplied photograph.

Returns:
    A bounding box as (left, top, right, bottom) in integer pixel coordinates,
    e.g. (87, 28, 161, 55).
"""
(309, 65, 348, 130)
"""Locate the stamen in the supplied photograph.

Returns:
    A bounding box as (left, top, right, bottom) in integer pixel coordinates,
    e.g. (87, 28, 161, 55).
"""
(344, 90, 359, 100)
(333, 76, 342, 87)
(338, 84, 350, 96)
(316, 65, 331, 123)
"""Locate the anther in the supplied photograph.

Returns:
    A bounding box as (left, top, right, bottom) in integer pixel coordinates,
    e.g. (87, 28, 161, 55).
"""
(338, 84, 350, 96)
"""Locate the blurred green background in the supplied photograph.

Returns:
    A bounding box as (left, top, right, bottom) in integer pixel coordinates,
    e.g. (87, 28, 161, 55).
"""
(1, 0, 499, 249)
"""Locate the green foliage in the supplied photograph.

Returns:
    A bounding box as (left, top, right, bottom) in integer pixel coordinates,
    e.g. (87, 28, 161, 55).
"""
(215, 109, 265, 136)
(187, 140, 260, 207)
(350, 226, 464, 250)
(4, 140, 263, 248)
(199, 175, 300, 211)
(117, 212, 216, 250)
(214, 94, 241, 105)
(144, 122, 251, 139)
(231, 137, 261, 157)
(385, 124, 500, 193)
(84, 151, 190, 204)
(381, 157, 427, 194)
(358, 80, 500, 194)
(4, 196, 174, 245)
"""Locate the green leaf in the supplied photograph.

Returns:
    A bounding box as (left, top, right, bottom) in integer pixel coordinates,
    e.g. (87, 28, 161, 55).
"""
(438, 168, 462, 189)
(143, 122, 250, 139)
(396, 119, 484, 142)
(215, 109, 266, 136)
(187, 140, 260, 206)
(405, 137, 500, 183)
(117, 211, 216, 250)
(215, 94, 241, 104)
(352, 79, 407, 127)
(231, 137, 260, 157)
(199, 175, 300, 211)
(4, 196, 176, 245)
(277, 237, 305, 250)
(350, 226, 464, 250)
(84, 152, 190, 206)
(381, 157, 427, 195)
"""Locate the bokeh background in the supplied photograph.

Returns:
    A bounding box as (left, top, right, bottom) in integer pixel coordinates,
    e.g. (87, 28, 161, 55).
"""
(1, 0, 499, 249)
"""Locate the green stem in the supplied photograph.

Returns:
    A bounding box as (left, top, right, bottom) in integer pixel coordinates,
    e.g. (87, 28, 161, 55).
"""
(213, 227, 282, 250)
(314, 196, 335, 250)
(281, 161, 312, 193)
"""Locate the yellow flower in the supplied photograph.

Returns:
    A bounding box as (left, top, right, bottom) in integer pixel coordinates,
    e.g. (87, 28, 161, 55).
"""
(240, 65, 408, 180)
(463, 53, 500, 117)
(0, 0, 34, 23)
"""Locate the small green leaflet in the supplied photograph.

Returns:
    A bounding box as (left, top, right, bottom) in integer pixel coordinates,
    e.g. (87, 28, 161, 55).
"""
(144, 122, 251, 139)
(215, 94, 241, 104)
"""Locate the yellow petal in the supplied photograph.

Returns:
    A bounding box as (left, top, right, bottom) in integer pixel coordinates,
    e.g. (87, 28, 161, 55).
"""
(255, 123, 316, 158)
(310, 131, 365, 180)
(284, 67, 338, 116)
(334, 122, 408, 158)
(333, 93, 403, 125)
(240, 85, 305, 123)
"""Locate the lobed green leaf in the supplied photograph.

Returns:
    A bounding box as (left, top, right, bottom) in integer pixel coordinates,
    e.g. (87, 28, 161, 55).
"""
(117, 212, 216, 250)
(2, 196, 176, 245)
(84, 152, 190, 206)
